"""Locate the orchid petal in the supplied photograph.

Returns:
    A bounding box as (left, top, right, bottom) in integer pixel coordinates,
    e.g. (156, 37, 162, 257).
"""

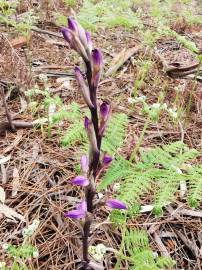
(76, 200, 87, 212)
(80, 155, 89, 173)
(68, 17, 77, 32)
(61, 27, 72, 43)
(106, 199, 127, 210)
(91, 49, 103, 89)
(100, 102, 110, 120)
(71, 176, 89, 186)
(64, 210, 85, 219)
(102, 154, 113, 166)
(74, 67, 94, 108)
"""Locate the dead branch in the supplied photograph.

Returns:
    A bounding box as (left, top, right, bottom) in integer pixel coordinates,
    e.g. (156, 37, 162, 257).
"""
(1, 88, 16, 132)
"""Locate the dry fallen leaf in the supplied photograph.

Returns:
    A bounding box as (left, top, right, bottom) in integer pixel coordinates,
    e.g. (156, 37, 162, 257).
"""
(0, 203, 25, 222)
(12, 167, 20, 197)
(106, 47, 140, 76)
(0, 155, 11, 165)
(10, 36, 28, 48)
(0, 187, 6, 203)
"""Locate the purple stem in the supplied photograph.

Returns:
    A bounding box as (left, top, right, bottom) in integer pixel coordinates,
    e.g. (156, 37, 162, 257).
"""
(82, 60, 102, 269)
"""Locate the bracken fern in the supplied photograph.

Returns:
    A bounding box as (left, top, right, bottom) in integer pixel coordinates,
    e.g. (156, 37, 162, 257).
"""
(122, 229, 175, 269)
(100, 141, 201, 216)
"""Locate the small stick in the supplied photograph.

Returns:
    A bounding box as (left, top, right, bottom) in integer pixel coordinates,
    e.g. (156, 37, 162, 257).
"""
(1, 88, 16, 132)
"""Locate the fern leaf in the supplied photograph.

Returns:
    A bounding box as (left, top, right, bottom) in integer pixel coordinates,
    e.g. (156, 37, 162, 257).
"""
(98, 157, 131, 191)
(102, 113, 128, 155)
(187, 165, 202, 208)
(61, 123, 84, 147)
(124, 229, 174, 269)
(117, 171, 153, 210)
(153, 171, 181, 216)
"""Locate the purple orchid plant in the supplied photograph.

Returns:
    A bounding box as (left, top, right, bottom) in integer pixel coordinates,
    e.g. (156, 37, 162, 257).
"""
(61, 17, 127, 269)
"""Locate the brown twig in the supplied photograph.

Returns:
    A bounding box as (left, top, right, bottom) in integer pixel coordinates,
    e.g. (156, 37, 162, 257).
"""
(1, 88, 16, 132)
(0, 120, 34, 135)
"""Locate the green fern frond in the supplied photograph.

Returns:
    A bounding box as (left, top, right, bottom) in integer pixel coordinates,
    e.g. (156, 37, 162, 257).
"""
(98, 156, 131, 191)
(61, 122, 85, 147)
(156, 256, 175, 268)
(153, 170, 181, 216)
(102, 113, 128, 155)
(125, 229, 148, 251)
(187, 165, 202, 208)
(124, 229, 174, 269)
(117, 170, 153, 211)
(100, 141, 200, 216)
(137, 141, 198, 170)
(52, 102, 81, 124)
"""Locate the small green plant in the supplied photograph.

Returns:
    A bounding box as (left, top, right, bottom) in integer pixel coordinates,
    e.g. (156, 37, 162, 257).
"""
(0, 1, 37, 38)
(116, 229, 175, 269)
(63, 0, 77, 7)
(0, 0, 18, 24)
(55, 0, 143, 31)
(1, 220, 39, 270)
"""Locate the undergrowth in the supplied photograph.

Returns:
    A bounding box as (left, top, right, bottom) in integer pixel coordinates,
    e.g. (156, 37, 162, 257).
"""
(120, 229, 175, 269)
(100, 141, 202, 218)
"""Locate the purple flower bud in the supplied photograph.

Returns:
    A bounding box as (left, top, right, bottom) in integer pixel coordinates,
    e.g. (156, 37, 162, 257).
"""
(85, 31, 93, 52)
(106, 199, 127, 210)
(92, 49, 103, 72)
(80, 155, 89, 173)
(102, 154, 113, 166)
(71, 175, 89, 186)
(76, 200, 87, 212)
(68, 17, 77, 32)
(100, 102, 110, 121)
(61, 27, 71, 43)
(99, 102, 110, 136)
(64, 199, 87, 219)
(84, 117, 98, 157)
(84, 116, 90, 129)
(74, 67, 94, 108)
(64, 210, 85, 219)
(91, 49, 103, 88)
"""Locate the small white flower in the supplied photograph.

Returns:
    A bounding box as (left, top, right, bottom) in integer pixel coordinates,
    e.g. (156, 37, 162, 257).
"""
(22, 219, 40, 238)
(88, 244, 107, 262)
(2, 244, 9, 250)
(113, 183, 120, 192)
(134, 95, 146, 103)
(0, 261, 6, 268)
(128, 97, 136, 104)
(151, 103, 161, 109)
(33, 249, 39, 258)
(161, 103, 167, 110)
(97, 193, 104, 199)
(168, 108, 178, 119)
